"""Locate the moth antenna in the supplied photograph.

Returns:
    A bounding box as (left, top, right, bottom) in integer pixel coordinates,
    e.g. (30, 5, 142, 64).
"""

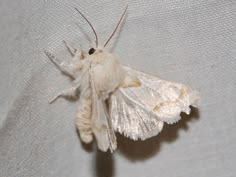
(75, 8, 98, 47)
(104, 5, 128, 48)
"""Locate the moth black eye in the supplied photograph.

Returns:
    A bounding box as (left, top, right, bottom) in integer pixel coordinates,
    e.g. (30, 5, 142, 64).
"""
(88, 48, 95, 55)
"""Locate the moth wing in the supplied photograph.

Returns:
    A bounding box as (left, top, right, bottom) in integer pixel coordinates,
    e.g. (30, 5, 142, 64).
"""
(90, 72, 117, 152)
(109, 66, 199, 140)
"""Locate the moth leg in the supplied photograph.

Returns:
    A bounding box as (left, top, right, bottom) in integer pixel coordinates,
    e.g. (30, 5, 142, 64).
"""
(45, 50, 76, 77)
(73, 48, 86, 60)
(49, 87, 78, 104)
(62, 40, 86, 60)
(63, 40, 76, 57)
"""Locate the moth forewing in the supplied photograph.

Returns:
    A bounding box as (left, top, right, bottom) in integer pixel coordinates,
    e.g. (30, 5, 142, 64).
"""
(90, 71, 117, 152)
(109, 66, 200, 140)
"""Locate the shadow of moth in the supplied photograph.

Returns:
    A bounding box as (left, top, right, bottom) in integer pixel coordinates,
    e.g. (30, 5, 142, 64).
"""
(45, 6, 200, 152)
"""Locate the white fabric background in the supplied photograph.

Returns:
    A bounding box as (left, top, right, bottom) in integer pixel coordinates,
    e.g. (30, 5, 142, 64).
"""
(0, 0, 236, 177)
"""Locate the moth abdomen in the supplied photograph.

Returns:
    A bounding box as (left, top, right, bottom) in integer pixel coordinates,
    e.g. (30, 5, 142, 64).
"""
(76, 97, 93, 144)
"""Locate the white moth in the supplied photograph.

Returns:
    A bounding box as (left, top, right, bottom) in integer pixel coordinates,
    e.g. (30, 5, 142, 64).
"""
(45, 7, 199, 152)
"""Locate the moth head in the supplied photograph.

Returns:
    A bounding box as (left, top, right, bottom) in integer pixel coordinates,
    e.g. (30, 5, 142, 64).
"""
(75, 6, 128, 52)
(88, 46, 104, 56)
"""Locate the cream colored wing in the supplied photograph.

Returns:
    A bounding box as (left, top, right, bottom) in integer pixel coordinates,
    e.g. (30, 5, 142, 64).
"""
(109, 66, 199, 140)
(90, 71, 117, 152)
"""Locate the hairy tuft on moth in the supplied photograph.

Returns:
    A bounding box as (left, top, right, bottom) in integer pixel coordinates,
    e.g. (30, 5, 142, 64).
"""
(45, 6, 200, 153)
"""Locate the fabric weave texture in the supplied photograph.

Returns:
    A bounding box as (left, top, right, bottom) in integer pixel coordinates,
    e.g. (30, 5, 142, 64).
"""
(0, 1, 236, 177)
